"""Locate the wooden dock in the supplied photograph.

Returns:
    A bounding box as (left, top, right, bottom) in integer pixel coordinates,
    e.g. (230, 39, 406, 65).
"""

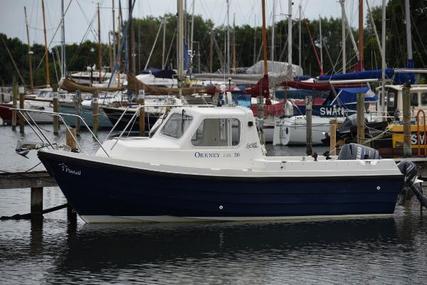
(0, 170, 75, 220)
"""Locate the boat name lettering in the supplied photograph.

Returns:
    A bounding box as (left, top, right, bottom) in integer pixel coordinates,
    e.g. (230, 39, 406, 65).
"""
(411, 134, 427, 145)
(246, 142, 258, 149)
(319, 106, 346, 117)
(222, 152, 240, 158)
(58, 163, 82, 176)
(194, 152, 220, 158)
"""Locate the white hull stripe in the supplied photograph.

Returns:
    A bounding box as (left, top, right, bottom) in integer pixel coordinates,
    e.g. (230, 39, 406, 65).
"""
(81, 213, 394, 224)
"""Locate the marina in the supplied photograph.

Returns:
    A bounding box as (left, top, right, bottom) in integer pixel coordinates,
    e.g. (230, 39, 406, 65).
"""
(1, 0, 427, 283)
(1, 126, 427, 284)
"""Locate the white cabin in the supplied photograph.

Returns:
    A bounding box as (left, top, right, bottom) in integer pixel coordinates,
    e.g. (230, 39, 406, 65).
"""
(98, 106, 264, 169)
(379, 84, 427, 118)
(96, 105, 400, 177)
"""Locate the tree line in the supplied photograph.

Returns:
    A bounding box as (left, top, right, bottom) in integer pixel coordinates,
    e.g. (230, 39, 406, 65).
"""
(0, 0, 425, 87)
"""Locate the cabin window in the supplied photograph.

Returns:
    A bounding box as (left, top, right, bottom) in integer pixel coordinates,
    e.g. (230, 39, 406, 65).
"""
(387, 91, 396, 108)
(421, 93, 427, 105)
(191, 118, 240, 146)
(160, 112, 193, 139)
(411, 93, 419, 106)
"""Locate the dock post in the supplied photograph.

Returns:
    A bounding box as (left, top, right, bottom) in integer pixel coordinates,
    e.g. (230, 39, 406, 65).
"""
(402, 82, 412, 157)
(75, 90, 81, 135)
(92, 91, 99, 136)
(19, 86, 25, 134)
(66, 127, 77, 152)
(329, 119, 337, 155)
(138, 98, 145, 136)
(31, 187, 43, 218)
(357, 93, 365, 144)
(53, 94, 59, 135)
(67, 205, 77, 223)
(11, 81, 17, 131)
(305, 96, 313, 155)
(1, 88, 4, 103)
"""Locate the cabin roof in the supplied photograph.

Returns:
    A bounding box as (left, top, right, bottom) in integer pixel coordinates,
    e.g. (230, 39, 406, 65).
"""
(173, 106, 253, 117)
(384, 84, 427, 92)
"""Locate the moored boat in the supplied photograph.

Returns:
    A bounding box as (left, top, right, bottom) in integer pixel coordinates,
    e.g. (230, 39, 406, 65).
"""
(37, 105, 412, 223)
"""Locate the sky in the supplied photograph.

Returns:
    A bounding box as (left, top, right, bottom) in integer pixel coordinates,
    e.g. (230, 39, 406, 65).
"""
(0, 0, 385, 46)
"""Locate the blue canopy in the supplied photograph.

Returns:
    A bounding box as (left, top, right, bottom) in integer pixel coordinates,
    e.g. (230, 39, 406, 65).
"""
(336, 87, 377, 105)
(318, 68, 415, 84)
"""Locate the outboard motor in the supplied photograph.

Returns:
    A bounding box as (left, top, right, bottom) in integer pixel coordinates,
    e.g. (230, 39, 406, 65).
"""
(398, 161, 427, 208)
(338, 143, 381, 160)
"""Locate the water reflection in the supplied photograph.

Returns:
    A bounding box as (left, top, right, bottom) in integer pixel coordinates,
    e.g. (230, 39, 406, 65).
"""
(44, 217, 427, 284)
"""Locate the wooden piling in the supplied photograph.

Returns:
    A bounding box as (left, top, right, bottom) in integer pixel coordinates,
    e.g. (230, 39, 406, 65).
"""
(138, 98, 145, 136)
(75, 90, 81, 135)
(67, 205, 77, 223)
(66, 128, 77, 151)
(92, 92, 99, 136)
(357, 93, 365, 144)
(11, 82, 17, 131)
(402, 82, 412, 157)
(329, 119, 337, 156)
(31, 187, 43, 217)
(53, 96, 59, 135)
(19, 87, 25, 134)
(305, 96, 313, 155)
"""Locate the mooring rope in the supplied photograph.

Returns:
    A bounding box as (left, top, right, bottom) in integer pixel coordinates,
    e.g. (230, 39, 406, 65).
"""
(0, 203, 68, 221)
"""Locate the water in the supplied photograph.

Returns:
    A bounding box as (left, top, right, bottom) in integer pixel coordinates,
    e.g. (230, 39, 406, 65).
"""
(1, 126, 427, 284)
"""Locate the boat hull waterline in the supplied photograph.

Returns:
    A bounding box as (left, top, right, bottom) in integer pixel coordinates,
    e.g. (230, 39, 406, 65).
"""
(38, 150, 403, 223)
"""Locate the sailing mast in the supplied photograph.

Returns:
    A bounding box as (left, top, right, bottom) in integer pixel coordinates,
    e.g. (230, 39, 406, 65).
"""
(162, 18, 166, 69)
(319, 16, 323, 75)
(41, 0, 50, 87)
(97, 2, 102, 83)
(61, 0, 66, 78)
(261, 0, 268, 75)
(271, 0, 275, 63)
(190, 0, 195, 75)
(287, 0, 292, 77)
(380, 0, 386, 116)
(232, 14, 236, 74)
(24, 6, 33, 90)
(257, 0, 268, 125)
(177, 0, 184, 91)
(112, 0, 116, 73)
(298, 4, 302, 69)
(340, 0, 346, 73)
(405, 0, 413, 68)
(128, 0, 135, 74)
(357, 0, 364, 71)
(117, 10, 121, 87)
(226, 0, 230, 74)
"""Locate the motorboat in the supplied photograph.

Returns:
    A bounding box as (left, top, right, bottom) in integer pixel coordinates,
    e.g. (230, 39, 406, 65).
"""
(273, 115, 337, 146)
(273, 86, 378, 145)
(59, 91, 123, 129)
(36, 104, 416, 223)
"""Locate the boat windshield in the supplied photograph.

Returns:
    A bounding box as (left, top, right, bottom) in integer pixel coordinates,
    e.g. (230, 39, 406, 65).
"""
(160, 112, 193, 139)
(191, 118, 240, 146)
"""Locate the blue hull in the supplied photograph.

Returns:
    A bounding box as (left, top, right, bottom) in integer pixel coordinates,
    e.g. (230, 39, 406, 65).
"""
(38, 151, 403, 220)
(60, 104, 113, 129)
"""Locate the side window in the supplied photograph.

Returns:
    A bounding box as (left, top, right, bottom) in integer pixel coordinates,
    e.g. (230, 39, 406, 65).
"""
(411, 93, 419, 106)
(421, 93, 427, 105)
(192, 118, 240, 146)
(387, 91, 396, 108)
(160, 112, 192, 138)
